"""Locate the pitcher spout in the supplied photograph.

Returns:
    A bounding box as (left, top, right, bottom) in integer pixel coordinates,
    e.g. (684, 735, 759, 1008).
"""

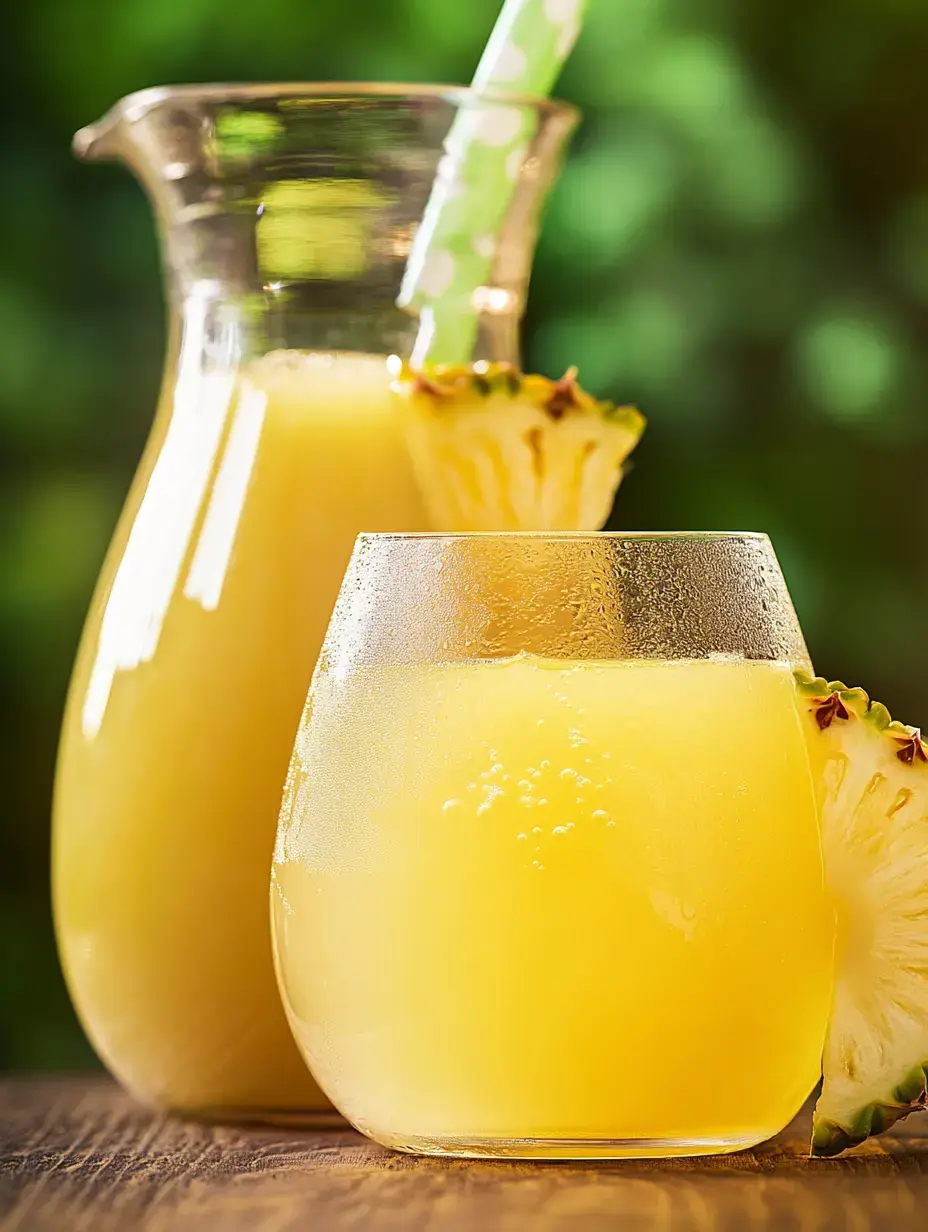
(73, 105, 124, 163)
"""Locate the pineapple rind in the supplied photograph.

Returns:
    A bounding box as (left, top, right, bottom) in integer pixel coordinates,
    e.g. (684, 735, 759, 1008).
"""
(811, 1070, 928, 1158)
(795, 672, 928, 1158)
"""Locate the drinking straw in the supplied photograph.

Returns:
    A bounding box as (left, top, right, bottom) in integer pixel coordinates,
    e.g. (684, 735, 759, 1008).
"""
(399, 0, 589, 365)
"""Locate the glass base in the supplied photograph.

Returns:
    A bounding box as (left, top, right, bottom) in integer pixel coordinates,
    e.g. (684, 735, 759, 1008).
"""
(374, 1129, 771, 1161)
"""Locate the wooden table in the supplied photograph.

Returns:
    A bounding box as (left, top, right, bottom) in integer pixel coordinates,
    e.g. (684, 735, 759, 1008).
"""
(2, 1078, 928, 1231)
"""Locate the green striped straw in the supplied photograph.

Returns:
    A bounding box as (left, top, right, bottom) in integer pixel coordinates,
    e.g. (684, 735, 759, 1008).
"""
(399, 0, 589, 366)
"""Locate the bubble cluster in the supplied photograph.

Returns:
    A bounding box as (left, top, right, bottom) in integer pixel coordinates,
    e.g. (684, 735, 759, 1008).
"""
(439, 678, 623, 877)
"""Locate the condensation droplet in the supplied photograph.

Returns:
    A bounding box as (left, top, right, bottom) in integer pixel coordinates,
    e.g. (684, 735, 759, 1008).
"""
(443, 799, 462, 814)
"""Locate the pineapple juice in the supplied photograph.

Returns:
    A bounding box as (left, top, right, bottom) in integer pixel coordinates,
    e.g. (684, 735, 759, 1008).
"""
(273, 654, 835, 1152)
(54, 351, 427, 1113)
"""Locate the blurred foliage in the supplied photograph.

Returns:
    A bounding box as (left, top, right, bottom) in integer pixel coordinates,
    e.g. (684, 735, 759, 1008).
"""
(2, 0, 928, 1070)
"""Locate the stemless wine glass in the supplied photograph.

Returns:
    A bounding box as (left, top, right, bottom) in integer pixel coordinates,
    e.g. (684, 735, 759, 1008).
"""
(271, 532, 835, 1159)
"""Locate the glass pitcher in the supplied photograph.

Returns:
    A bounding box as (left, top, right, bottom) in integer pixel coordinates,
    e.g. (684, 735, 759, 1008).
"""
(52, 84, 577, 1119)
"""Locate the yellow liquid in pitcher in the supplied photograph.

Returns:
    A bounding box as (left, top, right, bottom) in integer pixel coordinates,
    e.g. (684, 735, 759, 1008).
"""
(54, 351, 426, 1113)
(273, 655, 835, 1152)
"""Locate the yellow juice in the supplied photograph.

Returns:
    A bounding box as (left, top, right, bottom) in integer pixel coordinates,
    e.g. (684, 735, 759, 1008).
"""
(54, 351, 426, 1113)
(273, 654, 835, 1154)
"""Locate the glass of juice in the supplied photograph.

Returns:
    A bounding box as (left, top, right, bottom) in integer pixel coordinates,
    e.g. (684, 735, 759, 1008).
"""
(53, 86, 577, 1119)
(272, 531, 836, 1158)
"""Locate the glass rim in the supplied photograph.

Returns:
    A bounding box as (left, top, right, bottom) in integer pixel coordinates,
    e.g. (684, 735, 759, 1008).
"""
(93, 81, 581, 125)
(356, 531, 772, 544)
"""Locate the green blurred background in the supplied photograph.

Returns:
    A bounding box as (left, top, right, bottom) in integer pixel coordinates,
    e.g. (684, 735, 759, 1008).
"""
(2, 0, 928, 1071)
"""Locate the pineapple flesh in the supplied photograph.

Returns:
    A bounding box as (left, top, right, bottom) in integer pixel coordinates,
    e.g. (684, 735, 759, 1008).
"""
(797, 673, 928, 1157)
(391, 362, 645, 531)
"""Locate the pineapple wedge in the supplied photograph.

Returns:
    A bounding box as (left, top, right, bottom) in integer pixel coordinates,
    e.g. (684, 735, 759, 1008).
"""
(391, 362, 645, 531)
(797, 673, 928, 1156)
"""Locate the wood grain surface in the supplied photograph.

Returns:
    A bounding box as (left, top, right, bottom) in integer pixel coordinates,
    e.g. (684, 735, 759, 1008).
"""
(2, 1077, 928, 1231)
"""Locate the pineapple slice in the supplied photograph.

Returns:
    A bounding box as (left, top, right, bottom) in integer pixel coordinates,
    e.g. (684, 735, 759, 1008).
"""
(796, 673, 928, 1156)
(391, 362, 645, 531)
